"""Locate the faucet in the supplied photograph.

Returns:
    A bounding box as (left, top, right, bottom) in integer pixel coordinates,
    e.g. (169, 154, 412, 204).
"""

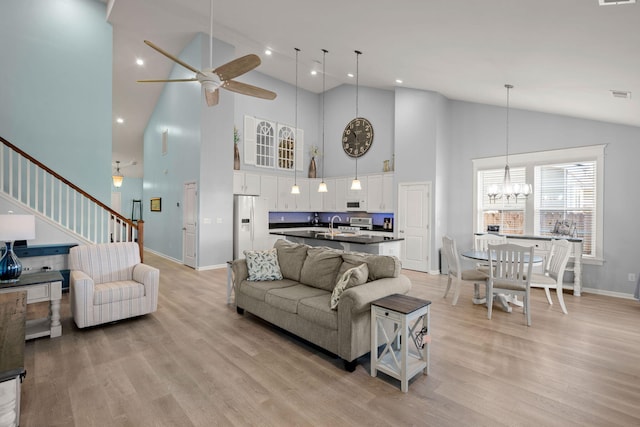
(329, 215, 342, 234)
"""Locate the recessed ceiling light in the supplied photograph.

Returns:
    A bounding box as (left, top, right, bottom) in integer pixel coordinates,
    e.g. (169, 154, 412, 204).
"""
(347, 73, 354, 78)
(610, 90, 632, 99)
(116, 117, 124, 124)
(311, 70, 317, 76)
(264, 49, 272, 56)
(599, 0, 635, 5)
(136, 58, 144, 66)
(395, 79, 403, 84)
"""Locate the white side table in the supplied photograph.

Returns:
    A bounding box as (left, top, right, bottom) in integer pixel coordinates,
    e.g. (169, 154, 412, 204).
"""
(371, 294, 431, 392)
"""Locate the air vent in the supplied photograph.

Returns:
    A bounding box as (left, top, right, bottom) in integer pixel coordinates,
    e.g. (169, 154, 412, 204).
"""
(610, 90, 632, 99)
(599, 0, 635, 5)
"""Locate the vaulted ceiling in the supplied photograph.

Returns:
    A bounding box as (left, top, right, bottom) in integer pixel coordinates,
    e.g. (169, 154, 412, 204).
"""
(108, 0, 640, 178)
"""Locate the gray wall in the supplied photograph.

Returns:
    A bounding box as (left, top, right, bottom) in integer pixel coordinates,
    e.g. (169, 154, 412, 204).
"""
(448, 100, 640, 295)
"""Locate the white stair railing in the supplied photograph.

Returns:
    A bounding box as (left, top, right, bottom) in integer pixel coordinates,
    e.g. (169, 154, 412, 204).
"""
(1, 136, 144, 260)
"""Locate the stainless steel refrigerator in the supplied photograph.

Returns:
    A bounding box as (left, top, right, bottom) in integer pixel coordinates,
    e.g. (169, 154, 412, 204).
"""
(233, 195, 271, 259)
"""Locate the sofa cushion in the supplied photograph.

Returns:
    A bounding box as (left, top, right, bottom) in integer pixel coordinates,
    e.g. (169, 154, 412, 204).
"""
(341, 252, 401, 281)
(298, 294, 338, 330)
(240, 279, 298, 302)
(265, 285, 328, 314)
(93, 280, 145, 305)
(299, 247, 344, 291)
(330, 263, 369, 309)
(274, 239, 308, 281)
(244, 248, 283, 281)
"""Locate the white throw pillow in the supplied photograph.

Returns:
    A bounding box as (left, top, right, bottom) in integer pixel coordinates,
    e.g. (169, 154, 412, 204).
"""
(244, 248, 283, 281)
(330, 263, 369, 310)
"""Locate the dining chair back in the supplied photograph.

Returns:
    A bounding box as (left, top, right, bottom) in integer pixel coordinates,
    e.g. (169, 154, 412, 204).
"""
(530, 239, 571, 314)
(442, 236, 488, 306)
(487, 243, 534, 326)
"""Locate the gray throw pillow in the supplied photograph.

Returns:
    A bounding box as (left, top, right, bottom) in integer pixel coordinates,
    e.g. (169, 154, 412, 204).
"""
(274, 239, 308, 281)
(299, 247, 344, 291)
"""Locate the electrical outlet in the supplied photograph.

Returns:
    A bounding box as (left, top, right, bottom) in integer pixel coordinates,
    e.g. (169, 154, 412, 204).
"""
(628, 273, 637, 282)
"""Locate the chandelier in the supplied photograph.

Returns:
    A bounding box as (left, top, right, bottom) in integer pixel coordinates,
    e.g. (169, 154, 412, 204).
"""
(487, 84, 532, 203)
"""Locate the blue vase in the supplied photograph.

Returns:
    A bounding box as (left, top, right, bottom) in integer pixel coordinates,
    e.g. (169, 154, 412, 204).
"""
(0, 241, 22, 283)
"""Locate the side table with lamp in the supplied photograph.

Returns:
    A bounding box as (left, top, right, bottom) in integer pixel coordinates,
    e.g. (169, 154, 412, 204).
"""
(0, 214, 36, 284)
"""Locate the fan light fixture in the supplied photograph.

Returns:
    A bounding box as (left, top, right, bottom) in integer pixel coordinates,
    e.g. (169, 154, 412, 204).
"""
(318, 49, 329, 193)
(487, 84, 532, 203)
(112, 161, 124, 188)
(291, 48, 301, 195)
(351, 50, 362, 191)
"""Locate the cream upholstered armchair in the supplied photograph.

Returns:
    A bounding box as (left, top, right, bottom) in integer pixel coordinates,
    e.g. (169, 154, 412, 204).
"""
(69, 242, 159, 328)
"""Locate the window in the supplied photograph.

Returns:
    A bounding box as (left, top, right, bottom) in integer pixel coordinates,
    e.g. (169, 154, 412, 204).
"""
(277, 124, 295, 170)
(473, 145, 604, 262)
(243, 115, 304, 171)
(255, 120, 275, 168)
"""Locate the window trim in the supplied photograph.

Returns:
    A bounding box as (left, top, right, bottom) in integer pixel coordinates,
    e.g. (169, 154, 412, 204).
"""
(472, 144, 605, 264)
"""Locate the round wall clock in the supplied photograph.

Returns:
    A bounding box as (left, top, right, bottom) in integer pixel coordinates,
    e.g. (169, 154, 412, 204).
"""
(342, 117, 374, 158)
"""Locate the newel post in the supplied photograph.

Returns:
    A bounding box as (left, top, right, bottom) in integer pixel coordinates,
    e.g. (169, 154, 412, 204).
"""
(137, 220, 144, 262)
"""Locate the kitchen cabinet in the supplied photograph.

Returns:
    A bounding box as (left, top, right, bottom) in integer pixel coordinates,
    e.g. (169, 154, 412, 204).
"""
(308, 178, 324, 212)
(233, 171, 261, 195)
(335, 177, 348, 212)
(367, 173, 394, 212)
(277, 176, 310, 211)
(260, 175, 278, 211)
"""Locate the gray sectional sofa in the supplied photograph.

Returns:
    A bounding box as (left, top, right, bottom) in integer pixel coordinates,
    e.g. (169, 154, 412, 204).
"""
(232, 239, 411, 371)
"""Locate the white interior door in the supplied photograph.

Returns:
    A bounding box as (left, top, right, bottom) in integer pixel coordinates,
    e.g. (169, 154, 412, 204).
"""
(183, 182, 197, 268)
(397, 182, 431, 272)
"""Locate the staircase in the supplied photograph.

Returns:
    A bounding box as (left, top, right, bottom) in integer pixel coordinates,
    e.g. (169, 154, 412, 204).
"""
(1, 136, 144, 260)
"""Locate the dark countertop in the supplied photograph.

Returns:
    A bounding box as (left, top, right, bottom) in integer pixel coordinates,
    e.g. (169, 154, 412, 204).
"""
(269, 222, 394, 233)
(270, 230, 403, 245)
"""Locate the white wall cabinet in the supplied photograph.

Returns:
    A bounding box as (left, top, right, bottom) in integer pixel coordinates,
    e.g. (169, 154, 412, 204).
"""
(335, 178, 348, 212)
(233, 171, 261, 195)
(367, 173, 394, 212)
(260, 175, 278, 211)
(308, 178, 324, 212)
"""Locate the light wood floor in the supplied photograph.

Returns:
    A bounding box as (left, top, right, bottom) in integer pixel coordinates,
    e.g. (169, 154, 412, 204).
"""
(20, 252, 640, 426)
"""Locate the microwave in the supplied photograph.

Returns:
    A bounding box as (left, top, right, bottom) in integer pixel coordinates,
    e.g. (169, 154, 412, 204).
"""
(346, 200, 366, 211)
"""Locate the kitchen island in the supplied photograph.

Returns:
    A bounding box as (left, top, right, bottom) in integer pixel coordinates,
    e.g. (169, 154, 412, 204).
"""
(269, 229, 402, 256)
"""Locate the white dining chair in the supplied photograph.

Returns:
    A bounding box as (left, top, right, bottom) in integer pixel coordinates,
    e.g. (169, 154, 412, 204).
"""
(487, 243, 534, 326)
(529, 239, 572, 314)
(473, 234, 507, 273)
(442, 236, 488, 306)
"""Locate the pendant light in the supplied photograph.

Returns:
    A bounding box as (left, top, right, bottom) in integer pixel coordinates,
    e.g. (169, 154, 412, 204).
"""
(291, 48, 301, 195)
(487, 84, 532, 203)
(350, 50, 362, 191)
(112, 161, 124, 188)
(318, 49, 329, 193)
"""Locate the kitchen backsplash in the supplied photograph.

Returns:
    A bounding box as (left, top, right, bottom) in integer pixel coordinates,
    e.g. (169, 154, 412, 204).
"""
(269, 212, 394, 229)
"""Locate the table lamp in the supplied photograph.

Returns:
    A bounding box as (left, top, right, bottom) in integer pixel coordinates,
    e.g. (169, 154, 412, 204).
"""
(0, 214, 36, 283)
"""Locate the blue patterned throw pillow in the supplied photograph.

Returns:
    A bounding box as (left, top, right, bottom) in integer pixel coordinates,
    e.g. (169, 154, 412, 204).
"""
(244, 248, 283, 281)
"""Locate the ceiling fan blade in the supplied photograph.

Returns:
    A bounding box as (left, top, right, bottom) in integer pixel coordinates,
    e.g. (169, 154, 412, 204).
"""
(222, 80, 277, 100)
(144, 40, 201, 74)
(137, 78, 198, 83)
(204, 89, 219, 107)
(213, 54, 261, 81)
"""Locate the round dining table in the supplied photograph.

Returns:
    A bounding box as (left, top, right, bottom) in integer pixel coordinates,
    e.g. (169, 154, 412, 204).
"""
(460, 249, 544, 312)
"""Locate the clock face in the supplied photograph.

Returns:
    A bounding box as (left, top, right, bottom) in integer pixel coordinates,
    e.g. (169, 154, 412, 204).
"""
(342, 117, 374, 158)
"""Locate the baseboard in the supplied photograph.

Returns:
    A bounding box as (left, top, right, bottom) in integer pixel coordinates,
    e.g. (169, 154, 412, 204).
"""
(144, 248, 181, 264)
(196, 264, 226, 271)
(581, 287, 637, 300)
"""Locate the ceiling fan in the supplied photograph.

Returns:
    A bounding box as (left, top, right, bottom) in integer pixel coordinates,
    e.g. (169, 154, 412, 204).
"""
(137, 1, 276, 106)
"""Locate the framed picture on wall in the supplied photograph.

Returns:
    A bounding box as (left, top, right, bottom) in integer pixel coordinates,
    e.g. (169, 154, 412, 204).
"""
(150, 197, 161, 212)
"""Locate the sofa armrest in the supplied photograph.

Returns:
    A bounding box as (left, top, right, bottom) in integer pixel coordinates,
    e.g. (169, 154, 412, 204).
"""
(232, 259, 248, 292)
(70, 269, 95, 328)
(133, 263, 160, 289)
(339, 275, 412, 314)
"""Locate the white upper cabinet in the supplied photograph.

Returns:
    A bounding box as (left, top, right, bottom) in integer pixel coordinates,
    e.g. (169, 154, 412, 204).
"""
(367, 173, 394, 212)
(233, 171, 261, 195)
(261, 175, 278, 211)
(308, 178, 324, 212)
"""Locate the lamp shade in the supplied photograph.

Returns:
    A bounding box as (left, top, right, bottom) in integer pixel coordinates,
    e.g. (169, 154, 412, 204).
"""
(0, 215, 36, 241)
(112, 172, 124, 188)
